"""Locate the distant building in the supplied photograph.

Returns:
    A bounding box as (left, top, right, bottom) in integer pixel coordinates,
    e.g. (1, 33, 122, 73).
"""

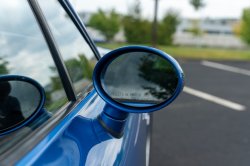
(78, 12, 105, 42)
(177, 18, 238, 35)
(78, 11, 125, 43)
(78, 12, 245, 48)
(174, 18, 245, 48)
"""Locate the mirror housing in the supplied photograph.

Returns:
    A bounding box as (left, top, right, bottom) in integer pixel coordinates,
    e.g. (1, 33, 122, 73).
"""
(93, 46, 185, 113)
(0, 75, 45, 135)
(93, 46, 185, 138)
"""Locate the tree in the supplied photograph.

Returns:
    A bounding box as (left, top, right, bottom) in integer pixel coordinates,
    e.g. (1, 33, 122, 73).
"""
(240, 8, 250, 45)
(189, 0, 205, 47)
(186, 19, 205, 37)
(78, 54, 93, 80)
(157, 10, 180, 45)
(49, 54, 93, 91)
(232, 20, 242, 37)
(138, 54, 178, 100)
(190, 0, 205, 11)
(152, 0, 159, 48)
(122, 0, 152, 44)
(0, 57, 9, 75)
(89, 9, 120, 42)
(49, 70, 63, 91)
(45, 90, 52, 108)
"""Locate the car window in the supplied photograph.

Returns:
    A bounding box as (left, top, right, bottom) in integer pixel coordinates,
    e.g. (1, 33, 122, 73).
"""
(38, 0, 98, 95)
(0, 0, 68, 154)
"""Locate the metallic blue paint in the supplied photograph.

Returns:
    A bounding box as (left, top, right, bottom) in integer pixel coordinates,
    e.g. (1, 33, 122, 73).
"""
(16, 91, 149, 166)
(103, 104, 129, 120)
(122, 103, 156, 107)
(93, 46, 185, 113)
(100, 111, 127, 135)
(100, 104, 129, 137)
(0, 75, 45, 136)
(16, 91, 97, 166)
(30, 116, 114, 165)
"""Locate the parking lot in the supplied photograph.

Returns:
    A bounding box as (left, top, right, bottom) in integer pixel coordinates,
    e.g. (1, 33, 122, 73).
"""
(150, 60, 250, 166)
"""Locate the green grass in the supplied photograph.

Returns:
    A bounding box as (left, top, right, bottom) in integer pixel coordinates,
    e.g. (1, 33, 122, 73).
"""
(96, 43, 250, 61)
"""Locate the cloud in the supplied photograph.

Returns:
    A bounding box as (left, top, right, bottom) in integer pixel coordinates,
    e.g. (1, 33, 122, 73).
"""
(0, 0, 97, 87)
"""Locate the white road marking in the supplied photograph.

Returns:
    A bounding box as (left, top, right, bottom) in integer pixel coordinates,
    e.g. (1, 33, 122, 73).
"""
(201, 60, 250, 76)
(183, 87, 246, 111)
(134, 114, 141, 146)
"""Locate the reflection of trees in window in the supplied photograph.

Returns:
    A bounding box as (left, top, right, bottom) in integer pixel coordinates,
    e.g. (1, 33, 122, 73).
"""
(78, 54, 93, 80)
(45, 90, 52, 108)
(0, 57, 10, 75)
(49, 70, 63, 91)
(138, 54, 178, 100)
(49, 54, 94, 91)
(45, 54, 94, 110)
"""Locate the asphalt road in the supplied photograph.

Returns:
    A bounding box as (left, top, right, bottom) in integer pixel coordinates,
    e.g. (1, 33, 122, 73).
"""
(150, 60, 250, 166)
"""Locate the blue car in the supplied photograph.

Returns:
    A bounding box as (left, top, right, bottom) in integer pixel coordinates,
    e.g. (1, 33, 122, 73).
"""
(0, 0, 185, 165)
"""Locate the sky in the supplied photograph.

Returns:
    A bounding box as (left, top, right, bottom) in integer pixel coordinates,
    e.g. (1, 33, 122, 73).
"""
(70, 0, 250, 20)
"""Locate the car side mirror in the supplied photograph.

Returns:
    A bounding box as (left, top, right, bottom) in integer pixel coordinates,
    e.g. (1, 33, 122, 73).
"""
(21, 46, 185, 165)
(0, 75, 46, 135)
(93, 46, 185, 138)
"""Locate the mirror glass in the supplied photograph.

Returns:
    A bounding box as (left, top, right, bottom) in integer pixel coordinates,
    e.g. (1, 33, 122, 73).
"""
(102, 52, 179, 107)
(0, 80, 41, 131)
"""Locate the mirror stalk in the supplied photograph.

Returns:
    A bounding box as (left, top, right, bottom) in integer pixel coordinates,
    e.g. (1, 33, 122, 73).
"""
(97, 104, 129, 138)
(103, 104, 129, 120)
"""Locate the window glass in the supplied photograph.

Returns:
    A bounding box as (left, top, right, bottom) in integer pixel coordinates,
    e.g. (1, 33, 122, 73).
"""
(0, 0, 68, 154)
(38, 0, 98, 95)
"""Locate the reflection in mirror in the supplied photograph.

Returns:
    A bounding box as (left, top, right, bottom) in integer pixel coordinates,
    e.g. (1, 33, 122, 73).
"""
(102, 52, 178, 107)
(0, 81, 41, 131)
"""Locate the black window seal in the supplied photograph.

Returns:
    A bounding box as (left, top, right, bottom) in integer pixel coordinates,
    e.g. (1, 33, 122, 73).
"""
(29, 0, 77, 101)
(59, 0, 102, 60)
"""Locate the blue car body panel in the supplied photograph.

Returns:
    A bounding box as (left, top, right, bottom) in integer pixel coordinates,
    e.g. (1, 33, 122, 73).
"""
(16, 90, 150, 165)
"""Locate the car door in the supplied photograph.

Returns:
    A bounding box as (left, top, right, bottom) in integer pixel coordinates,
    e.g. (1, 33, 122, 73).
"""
(0, 0, 150, 165)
